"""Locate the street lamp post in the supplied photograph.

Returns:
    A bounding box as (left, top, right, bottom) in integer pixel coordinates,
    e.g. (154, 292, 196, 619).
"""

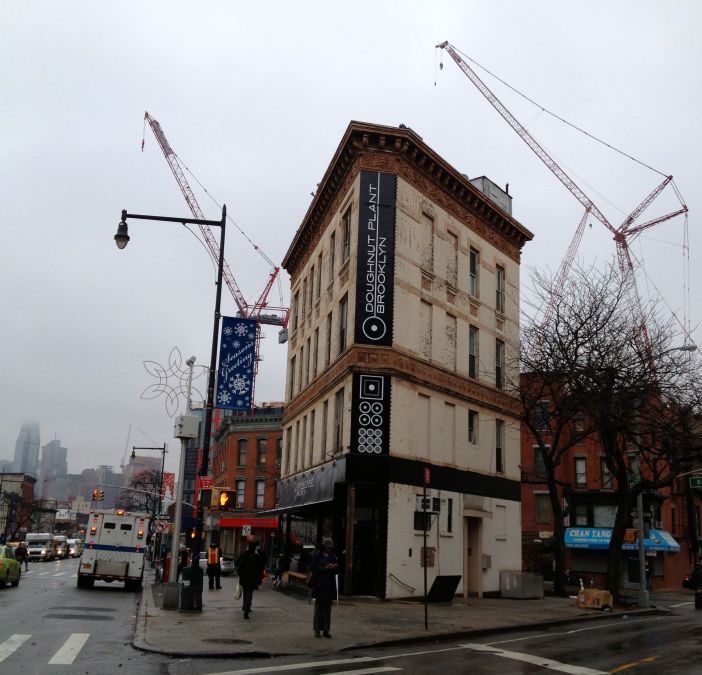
(115, 205, 226, 610)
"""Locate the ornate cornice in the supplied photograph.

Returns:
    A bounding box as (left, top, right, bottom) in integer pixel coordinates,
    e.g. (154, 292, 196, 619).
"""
(283, 121, 533, 276)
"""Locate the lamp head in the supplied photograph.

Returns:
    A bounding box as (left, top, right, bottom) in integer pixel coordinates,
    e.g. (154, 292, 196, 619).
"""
(114, 219, 130, 250)
(186, 356, 196, 367)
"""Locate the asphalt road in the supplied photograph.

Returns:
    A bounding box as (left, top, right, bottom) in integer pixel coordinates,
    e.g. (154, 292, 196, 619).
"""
(0, 556, 166, 674)
(165, 602, 702, 675)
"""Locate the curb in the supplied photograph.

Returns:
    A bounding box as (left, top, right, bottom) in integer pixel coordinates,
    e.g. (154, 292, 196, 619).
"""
(131, 588, 670, 659)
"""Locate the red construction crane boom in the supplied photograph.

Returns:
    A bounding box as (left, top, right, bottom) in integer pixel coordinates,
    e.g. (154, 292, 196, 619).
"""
(144, 112, 289, 329)
(436, 41, 687, 333)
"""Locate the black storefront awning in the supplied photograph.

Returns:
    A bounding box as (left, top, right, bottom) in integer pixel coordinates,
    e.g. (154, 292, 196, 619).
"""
(259, 459, 347, 516)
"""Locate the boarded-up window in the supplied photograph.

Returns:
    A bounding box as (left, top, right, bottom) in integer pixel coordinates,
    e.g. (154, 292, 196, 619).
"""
(420, 214, 434, 271)
(447, 232, 458, 286)
(420, 300, 432, 359)
(445, 314, 457, 371)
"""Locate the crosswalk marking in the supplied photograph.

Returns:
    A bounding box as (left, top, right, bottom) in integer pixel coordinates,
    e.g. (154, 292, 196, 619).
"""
(461, 643, 606, 675)
(54, 572, 66, 576)
(37, 571, 49, 576)
(0, 635, 31, 663)
(48, 633, 90, 665)
(326, 669, 400, 675)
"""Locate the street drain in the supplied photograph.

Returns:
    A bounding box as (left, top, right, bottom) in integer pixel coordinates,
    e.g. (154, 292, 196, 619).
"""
(201, 638, 252, 645)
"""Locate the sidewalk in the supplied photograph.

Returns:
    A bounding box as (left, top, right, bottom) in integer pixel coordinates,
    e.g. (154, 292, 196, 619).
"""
(132, 570, 676, 658)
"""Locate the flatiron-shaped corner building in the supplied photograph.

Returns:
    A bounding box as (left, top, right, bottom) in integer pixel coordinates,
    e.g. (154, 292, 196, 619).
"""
(279, 121, 533, 599)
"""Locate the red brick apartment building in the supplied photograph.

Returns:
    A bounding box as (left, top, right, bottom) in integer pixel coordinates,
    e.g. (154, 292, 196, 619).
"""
(520, 373, 696, 590)
(210, 405, 283, 559)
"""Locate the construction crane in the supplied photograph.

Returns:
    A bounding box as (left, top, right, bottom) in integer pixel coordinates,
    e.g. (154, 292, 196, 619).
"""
(436, 41, 688, 335)
(143, 112, 290, 331)
(143, 112, 291, 406)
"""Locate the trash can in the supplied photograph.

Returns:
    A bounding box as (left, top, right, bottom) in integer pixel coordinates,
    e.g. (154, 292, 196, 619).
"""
(695, 588, 702, 610)
(180, 565, 203, 611)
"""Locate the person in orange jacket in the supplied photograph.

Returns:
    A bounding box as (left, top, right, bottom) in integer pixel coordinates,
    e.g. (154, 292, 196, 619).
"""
(206, 541, 223, 590)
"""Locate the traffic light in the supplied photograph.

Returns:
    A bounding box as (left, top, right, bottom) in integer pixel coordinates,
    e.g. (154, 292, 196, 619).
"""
(92, 488, 104, 501)
(217, 489, 236, 510)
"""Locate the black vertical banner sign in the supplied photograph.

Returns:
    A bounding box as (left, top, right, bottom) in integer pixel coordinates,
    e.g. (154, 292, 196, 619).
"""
(350, 372, 391, 456)
(354, 170, 397, 346)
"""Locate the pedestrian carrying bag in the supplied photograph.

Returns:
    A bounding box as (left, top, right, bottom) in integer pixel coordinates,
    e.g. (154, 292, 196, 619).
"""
(234, 582, 243, 600)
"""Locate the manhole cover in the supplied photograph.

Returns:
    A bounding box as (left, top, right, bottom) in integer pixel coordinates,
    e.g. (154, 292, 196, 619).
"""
(201, 638, 252, 645)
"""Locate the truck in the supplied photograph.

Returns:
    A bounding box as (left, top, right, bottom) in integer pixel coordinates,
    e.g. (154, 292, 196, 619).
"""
(77, 509, 148, 591)
(26, 533, 59, 561)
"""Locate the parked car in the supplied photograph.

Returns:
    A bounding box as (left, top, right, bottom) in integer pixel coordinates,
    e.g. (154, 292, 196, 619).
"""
(198, 551, 236, 575)
(0, 545, 21, 587)
(221, 555, 235, 576)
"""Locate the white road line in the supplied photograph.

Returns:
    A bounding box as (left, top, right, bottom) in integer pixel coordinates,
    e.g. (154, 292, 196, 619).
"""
(37, 572, 50, 576)
(0, 635, 31, 663)
(670, 601, 693, 608)
(48, 633, 90, 665)
(461, 643, 606, 675)
(206, 657, 375, 674)
(54, 572, 66, 576)
(326, 669, 400, 675)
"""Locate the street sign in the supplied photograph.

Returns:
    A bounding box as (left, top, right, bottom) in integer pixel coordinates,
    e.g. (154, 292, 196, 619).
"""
(155, 520, 168, 533)
(689, 477, 702, 489)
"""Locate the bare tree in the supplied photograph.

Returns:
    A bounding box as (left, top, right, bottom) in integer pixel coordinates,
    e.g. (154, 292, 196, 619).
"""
(518, 261, 702, 600)
(117, 469, 161, 520)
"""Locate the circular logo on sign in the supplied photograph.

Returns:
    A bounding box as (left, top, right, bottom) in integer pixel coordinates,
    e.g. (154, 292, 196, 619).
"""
(362, 316, 387, 341)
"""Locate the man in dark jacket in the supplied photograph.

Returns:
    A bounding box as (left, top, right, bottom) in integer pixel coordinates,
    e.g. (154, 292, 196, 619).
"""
(15, 542, 28, 571)
(310, 537, 338, 638)
(235, 540, 265, 619)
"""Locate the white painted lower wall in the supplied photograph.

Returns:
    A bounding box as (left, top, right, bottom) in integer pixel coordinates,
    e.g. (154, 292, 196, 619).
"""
(385, 482, 522, 599)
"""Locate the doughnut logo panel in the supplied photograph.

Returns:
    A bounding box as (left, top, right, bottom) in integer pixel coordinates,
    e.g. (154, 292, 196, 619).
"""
(351, 372, 391, 456)
(354, 171, 397, 347)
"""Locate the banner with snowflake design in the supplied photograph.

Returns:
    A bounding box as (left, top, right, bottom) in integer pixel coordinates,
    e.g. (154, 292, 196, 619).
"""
(216, 316, 257, 410)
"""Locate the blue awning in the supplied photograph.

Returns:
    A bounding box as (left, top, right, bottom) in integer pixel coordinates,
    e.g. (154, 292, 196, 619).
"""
(565, 527, 680, 553)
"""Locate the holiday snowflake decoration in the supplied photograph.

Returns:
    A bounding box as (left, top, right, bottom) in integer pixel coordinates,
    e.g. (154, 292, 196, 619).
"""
(140, 347, 207, 417)
(216, 316, 257, 411)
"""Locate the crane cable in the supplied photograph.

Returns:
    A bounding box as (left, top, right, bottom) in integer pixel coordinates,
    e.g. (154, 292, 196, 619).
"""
(141, 129, 279, 272)
(444, 45, 671, 180)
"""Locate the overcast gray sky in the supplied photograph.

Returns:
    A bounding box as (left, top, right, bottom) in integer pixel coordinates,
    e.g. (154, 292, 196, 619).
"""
(2, 1, 700, 475)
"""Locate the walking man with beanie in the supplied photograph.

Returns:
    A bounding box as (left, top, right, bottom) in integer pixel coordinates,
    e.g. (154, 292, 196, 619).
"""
(310, 537, 338, 638)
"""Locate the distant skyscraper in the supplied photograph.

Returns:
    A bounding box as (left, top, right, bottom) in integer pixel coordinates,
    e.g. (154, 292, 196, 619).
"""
(13, 423, 40, 477)
(40, 439, 68, 499)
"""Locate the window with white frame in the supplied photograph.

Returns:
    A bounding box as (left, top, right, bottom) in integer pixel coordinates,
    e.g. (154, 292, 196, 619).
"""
(469, 325, 479, 379)
(496, 264, 505, 313)
(495, 419, 504, 473)
(255, 479, 265, 510)
(495, 338, 504, 389)
(325, 312, 332, 367)
(333, 388, 344, 454)
(237, 439, 248, 467)
(469, 247, 479, 297)
(468, 410, 478, 445)
(236, 478, 245, 509)
(338, 294, 348, 354)
(575, 457, 587, 487)
(256, 437, 267, 466)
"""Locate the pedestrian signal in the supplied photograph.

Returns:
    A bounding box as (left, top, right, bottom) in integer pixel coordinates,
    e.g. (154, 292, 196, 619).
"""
(218, 489, 235, 509)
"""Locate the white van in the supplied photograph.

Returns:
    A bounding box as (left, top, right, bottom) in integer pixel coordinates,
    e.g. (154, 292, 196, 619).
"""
(77, 509, 148, 591)
(26, 533, 58, 561)
(67, 538, 84, 558)
(53, 535, 69, 559)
